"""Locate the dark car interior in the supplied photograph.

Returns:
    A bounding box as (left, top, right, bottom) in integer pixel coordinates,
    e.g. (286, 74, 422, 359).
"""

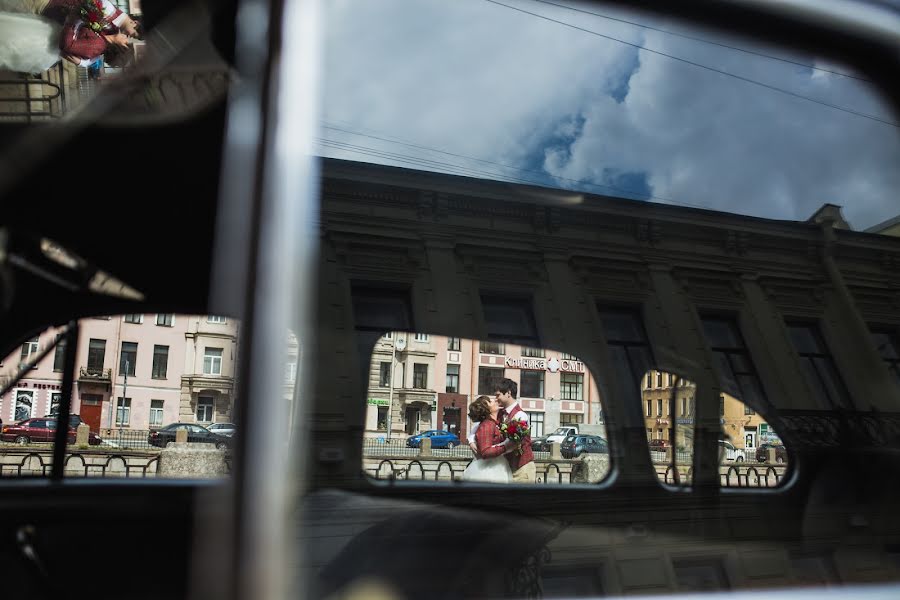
(0, 0, 899, 599)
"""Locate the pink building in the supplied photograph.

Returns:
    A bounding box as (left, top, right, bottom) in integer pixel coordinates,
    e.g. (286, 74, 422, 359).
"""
(0, 314, 239, 432)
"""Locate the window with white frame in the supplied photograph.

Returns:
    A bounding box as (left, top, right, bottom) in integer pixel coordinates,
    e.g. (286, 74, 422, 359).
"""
(447, 337, 461, 351)
(124, 314, 143, 324)
(285, 361, 297, 383)
(196, 396, 214, 422)
(14, 390, 34, 421)
(414, 333, 429, 342)
(149, 400, 164, 427)
(203, 348, 223, 375)
(116, 397, 131, 426)
(527, 412, 545, 437)
(207, 316, 227, 324)
(560, 413, 584, 425)
(20, 337, 39, 365)
(445, 364, 460, 393)
(156, 313, 174, 327)
(53, 340, 66, 372)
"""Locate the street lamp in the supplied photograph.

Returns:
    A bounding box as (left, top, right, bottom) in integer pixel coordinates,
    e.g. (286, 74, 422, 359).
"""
(386, 333, 406, 441)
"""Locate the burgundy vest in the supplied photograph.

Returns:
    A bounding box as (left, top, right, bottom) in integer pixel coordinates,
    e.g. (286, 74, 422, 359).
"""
(504, 404, 534, 470)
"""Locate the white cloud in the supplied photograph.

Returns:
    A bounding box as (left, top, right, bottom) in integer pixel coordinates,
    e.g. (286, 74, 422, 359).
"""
(320, 0, 900, 228)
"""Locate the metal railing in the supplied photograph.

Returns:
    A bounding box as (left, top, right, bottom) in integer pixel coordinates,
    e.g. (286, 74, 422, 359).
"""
(98, 428, 155, 450)
(79, 366, 112, 380)
(0, 63, 67, 121)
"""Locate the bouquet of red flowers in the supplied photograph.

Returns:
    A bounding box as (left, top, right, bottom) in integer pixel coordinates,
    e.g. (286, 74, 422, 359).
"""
(80, 0, 109, 34)
(500, 418, 530, 455)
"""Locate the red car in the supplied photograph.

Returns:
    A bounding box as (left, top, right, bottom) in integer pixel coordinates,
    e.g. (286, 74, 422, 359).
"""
(1, 418, 101, 445)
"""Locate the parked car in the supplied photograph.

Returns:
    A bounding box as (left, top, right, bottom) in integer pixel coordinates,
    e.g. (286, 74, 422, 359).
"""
(1, 418, 101, 445)
(719, 440, 747, 462)
(531, 436, 549, 452)
(406, 430, 460, 449)
(148, 423, 231, 449)
(561, 435, 609, 459)
(44, 414, 86, 430)
(756, 443, 788, 464)
(207, 422, 237, 437)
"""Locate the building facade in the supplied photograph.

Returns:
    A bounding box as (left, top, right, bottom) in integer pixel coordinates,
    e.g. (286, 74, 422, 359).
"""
(0, 313, 240, 432)
(364, 333, 602, 440)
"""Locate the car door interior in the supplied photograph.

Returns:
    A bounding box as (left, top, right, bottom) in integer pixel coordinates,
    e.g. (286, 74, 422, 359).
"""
(0, 1, 898, 600)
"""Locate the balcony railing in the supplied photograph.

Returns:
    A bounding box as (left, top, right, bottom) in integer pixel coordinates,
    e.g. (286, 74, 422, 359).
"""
(79, 367, 112, 381)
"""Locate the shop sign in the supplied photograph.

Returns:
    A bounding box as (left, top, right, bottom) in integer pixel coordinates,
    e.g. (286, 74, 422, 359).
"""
(504, 356, 585, 373)
(367, 398, 389, 406)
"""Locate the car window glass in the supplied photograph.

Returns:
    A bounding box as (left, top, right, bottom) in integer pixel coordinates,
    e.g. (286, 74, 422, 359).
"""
(642, 369, 694, 487)
(363, 333, 609, 485)
(0, 314, 248, 479)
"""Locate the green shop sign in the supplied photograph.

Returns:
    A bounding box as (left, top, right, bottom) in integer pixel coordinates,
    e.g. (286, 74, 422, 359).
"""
(367, 398, 390, 406)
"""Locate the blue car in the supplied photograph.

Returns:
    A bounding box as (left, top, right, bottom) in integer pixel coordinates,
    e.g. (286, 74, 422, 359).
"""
(406, 430, 461, 449)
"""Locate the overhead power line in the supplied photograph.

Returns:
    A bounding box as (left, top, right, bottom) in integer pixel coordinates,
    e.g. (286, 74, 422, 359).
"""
(483, 0, 899, 128)
(319, 123, 713, 209)
(530, 0, 869, 82)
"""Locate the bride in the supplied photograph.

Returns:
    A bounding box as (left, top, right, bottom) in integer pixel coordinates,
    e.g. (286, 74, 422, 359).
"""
(462, 395, 512, 483)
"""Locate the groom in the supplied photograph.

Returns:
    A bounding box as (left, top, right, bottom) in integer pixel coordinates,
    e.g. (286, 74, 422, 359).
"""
(495, 378, 535, 483)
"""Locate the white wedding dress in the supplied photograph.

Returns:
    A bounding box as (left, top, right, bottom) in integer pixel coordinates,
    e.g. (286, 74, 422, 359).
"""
(462, 455, 512, 483)
(0, 1, 62, 73)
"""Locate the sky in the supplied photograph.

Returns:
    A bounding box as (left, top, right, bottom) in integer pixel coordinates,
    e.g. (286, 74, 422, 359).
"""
(318, 0, 900, 229)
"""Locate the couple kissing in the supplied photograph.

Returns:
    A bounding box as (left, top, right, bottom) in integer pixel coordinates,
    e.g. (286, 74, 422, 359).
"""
(462, 378, 535, 484)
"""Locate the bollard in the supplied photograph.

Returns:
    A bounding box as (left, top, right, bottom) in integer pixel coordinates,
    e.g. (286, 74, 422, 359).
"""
(419, 437, 432, 457)
(175, 428, 188, 444)
(76, 424, 90, 446)
(550, 441, 562, 460)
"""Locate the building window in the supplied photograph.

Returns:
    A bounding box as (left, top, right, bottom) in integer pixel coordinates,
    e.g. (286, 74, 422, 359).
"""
(152, 345, 169, 379)
(414, 333, 429, 342)
(647, 427, 652, 440)
(53, 340, 66, 372)
(447, 337, 461, 351)
(478, 367, 504, 395)
(197, 396, 214, 422)
(689, 397, 695, 416)
(383, 332, 393, 339)
(785, 322, 852, 408)
(207, 316, 227, 324)
(116, 397, 131, 426)
(560, 373, 584, 400)
(657, 398, 663, 417)
(520, 370, 545, 398)
(598, 308, 654, 404)
(124, 314, 143, 324)
(445, 364, 460, 393)
(701, 317, 768, 411)
(681, 397, 687, 416)
(744, 404, 756, 415)
(720, 395, 725, 416)
(203, 348, 223, 375)
(870, 328, 900, 385)
(560, 413, 584, 425)
(522, 347, 545, 358)
(528, 412, 545, 437)
(657, 372, 663, 387)
(87, 338, 106, 372)
(479, 341, 505, 355)
(149, 400, 164, 427)
(377, 406, 388, 430)
(379, 362, 391, 387)
(119, 342, 137, 376)
(156, 313, 174, 327)
(49, 393, 61, 416)
(20, 337, 39, 364)
(561, 353, 578, 360)
(285, 361, 297, 383)
(646, 373, 652, 389)
(646, 399, 652, 417)
(412, 363, 428, 389)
